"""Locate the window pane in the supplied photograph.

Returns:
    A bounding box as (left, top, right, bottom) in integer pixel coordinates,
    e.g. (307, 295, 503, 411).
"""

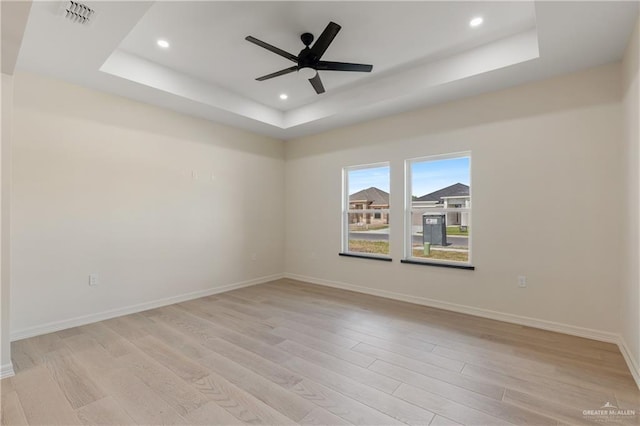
(346, 164, 390, 256)
(409, 155, 470, 263)
(348, 213, 390, 255)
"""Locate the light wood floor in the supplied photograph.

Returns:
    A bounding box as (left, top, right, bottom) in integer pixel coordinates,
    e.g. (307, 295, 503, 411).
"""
(1, 279, 639, 426)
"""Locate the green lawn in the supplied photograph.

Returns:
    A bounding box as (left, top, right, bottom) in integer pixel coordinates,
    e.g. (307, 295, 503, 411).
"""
(348, 240, 389, 255)
(446, 226, 469, 236)
(348, 239, 469, 262)
(412, 248, 469, 262)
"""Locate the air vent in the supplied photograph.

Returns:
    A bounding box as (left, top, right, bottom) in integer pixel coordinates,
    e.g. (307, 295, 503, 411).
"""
(62, 1, 94, 25)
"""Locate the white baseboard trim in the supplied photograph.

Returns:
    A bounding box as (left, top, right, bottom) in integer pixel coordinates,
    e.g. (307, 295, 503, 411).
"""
(284, 272, 619, 343)
(10, 273, 284, 342)
(284, 272, 640, 390)
(0, 362, 15, 379)
(617, 336, 640, 390)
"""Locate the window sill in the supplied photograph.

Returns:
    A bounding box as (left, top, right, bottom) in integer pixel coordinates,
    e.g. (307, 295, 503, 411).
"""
(400, 259, 475, 270)
(339, 253, 392, 262)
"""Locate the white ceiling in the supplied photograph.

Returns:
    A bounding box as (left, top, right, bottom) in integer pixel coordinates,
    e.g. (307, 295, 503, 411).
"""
(14, 1, 640, 140)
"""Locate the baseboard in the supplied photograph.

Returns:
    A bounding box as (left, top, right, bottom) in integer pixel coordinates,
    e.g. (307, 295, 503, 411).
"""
(0, 362, 15, 379)
(284, 272, 640, 389)
(617, 336, 640, 390)
(285, 272, 640, 389)
(285, 272, 620, 343)
(10, 273, 284, 341)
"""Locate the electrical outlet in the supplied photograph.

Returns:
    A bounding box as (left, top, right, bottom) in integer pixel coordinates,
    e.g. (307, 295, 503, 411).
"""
(517, 275, 527, 288)
(89, 274, 99, 286)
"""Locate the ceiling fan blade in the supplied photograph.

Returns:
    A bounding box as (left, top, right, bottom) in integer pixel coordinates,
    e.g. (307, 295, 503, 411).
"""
(310, 22, 341, 59)
(316, 61, 373, 72)
(309, 73, 325, 94)
(245, 36, 298, 63)
(256, 66, 298, 81)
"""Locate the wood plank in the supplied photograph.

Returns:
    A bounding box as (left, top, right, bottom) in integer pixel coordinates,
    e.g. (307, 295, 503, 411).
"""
(269, 312, 437, 354)
(201, 336, 412, 425)
(0, 377, 14, 394)
(11, 365, 81, 425)
(369, 359, 503, 401)
(369, 360, 556, 425)
(1, 390, 28, 426)
(205, 337, 302, 388)
(61, 334, 122, 374)
(270, 326, 376, 368)
(192, 373, 298, 425)
(154, 305, 293, 365)
(290, 377, 411, 425)
(78, 322, 137, 358)
(99, 367, 188, 425)
(213, 296, 274, 320)
(53, 327, 83, 340)
(64, 333, 188, 425)
(277, 340, 401, 394)
(10, 335, 66, 373)
(393, 383, 511, 426)
(429, 415, 463, 426)
(102, 315, 150, 340)
(282, 356, 436, 425)
(299, 407, 352, 426)
(503, 388, 595, 425)
(177, 300, 284, 346)
(434, 343, 636, 395)
(143, 315, 212, 360)
(75, 397, 136, 425)
(354, 341, 464, 372)
(461, 362, 616, 409)
(118, 350, 210, 416)
(43, 347, 105, 409)
(267, 316, 360, 349)
(129, 335, 209, 383)
(182, 401, 246, 425)
(197, 351, 315, 422)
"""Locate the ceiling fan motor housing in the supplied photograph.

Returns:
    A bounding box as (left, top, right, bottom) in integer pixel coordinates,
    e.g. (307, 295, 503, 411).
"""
(301, 32, 314, 47)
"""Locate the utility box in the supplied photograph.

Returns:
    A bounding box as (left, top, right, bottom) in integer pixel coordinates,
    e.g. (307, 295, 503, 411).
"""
(423, 213, 447, 246)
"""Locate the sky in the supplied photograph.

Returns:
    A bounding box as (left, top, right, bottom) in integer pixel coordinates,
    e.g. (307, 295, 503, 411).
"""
(348, 157, 470, 196)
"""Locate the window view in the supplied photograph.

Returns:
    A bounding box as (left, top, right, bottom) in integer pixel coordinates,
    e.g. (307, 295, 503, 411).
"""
(407, 154, 471, 264)
(343, 164, 390, 257)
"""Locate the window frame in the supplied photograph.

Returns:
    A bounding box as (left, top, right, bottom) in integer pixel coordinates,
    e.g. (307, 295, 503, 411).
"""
(404, 152, 472, 267)
(342, 162, 391, 260)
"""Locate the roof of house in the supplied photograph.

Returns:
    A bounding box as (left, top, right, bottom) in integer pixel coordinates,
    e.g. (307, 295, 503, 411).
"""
(349, 187, 389, 206)
(415, 183, 469, 202)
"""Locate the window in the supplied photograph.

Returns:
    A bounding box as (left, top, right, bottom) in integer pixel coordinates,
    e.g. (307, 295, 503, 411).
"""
(406, 153, 471, 265)
(342, 163, 390, 258)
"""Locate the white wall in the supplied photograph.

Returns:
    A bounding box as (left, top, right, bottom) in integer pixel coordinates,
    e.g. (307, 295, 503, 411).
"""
(1, 73, 14, 375)
(10, 72, 285, 337)
(622, 13, 640, 382)
(285, 63, 623, 337)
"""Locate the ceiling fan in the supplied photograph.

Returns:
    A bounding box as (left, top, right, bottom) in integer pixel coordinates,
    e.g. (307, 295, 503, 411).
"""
(245, 22, 373, 95)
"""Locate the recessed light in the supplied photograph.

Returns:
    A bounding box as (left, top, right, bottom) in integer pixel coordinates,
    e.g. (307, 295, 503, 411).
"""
(157, 39, 170, 48)
(279, 93, 288, 100)
(469, 17, 483, 28)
